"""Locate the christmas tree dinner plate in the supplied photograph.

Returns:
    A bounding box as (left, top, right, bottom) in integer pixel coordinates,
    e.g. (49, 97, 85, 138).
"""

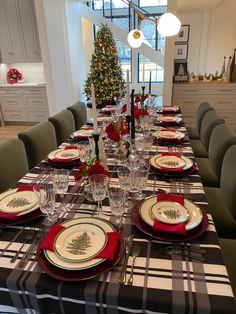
(157, 106, 180, 113)
(53, 222, 108, 263)
(0, 188, 38, 215)
(73, 129, 94, 138)
(44, 217, 115, 270)
(153, 130, 185, 140)
(159, 115, 182, 123)
(150, 201, 189, 224)
(47, 148, 79, 161)
(149, 154, 193, 171)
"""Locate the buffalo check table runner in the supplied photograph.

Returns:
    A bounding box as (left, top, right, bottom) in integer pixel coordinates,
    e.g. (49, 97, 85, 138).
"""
(0, 122, 235, 314)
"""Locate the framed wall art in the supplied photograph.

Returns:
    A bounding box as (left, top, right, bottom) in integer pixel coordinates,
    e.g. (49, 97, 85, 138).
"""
(175, 25, 190, 43)
(174, 44, 188, 60)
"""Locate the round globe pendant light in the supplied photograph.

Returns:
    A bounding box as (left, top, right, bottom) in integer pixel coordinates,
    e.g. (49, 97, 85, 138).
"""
(127, 29, 144, 48)
(157, 12, 181, 37)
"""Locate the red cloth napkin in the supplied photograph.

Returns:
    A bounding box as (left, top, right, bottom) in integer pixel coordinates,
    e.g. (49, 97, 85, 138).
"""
(95, 231, 119, 261)
(159, 137, 178, 142)
(157, 193, 184, 205)
(64, 145, 78, 150)
(160, 152, 181, 157)
(17, 185, 35, 192)
(39, 225, 119, 261)
(39, 224, 65, 251)
(153, 193, 187, 235)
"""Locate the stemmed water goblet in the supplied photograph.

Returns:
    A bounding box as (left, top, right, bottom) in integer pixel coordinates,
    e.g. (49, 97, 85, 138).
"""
(117, 166, 133, 209)
(33, 183, 58, 226)
(77, 141, 91, 162)
(89, 174, 109, 218)
(52, 169, 69, 212)
(108, 186, 126, 228)
(133, 164, 150, 200)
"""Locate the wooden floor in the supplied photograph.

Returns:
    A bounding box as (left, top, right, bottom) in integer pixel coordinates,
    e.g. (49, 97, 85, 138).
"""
(0, 124, 30, 143)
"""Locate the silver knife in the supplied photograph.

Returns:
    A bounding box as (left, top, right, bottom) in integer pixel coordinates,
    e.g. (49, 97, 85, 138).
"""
(119, 234, 134, 284)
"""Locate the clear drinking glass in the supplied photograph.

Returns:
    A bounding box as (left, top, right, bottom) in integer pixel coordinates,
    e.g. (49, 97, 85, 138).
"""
(52, 169, 69, 212)
(108, 186, 126, 228)
(117, 166, 133, 208)
(142, 131, 154, 159)
(89, 174, 109, 218)
(33, 183, 58, 226)
(133, 164, 150, 200)
(77, 141, 91, 162)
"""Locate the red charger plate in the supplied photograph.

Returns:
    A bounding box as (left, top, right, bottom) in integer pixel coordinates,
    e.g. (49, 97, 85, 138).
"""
(36, 233, 125, 281)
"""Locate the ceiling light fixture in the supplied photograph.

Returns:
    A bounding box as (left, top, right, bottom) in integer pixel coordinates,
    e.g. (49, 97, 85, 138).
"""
(126, 0, 181, 48)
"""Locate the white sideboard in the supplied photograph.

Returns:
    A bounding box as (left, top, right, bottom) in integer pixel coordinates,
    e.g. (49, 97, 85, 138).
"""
(0, 85, 49, 123)
(172, 83, 236, 131)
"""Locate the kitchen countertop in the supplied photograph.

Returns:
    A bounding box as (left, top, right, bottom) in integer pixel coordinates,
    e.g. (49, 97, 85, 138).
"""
(0, 82, 45, 87)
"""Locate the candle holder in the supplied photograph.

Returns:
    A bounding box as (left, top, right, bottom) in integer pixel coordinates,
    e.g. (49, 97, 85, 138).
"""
(126, 115, 131, 133)
(130, 89, 135, 140)
(92, 133, 100, 161)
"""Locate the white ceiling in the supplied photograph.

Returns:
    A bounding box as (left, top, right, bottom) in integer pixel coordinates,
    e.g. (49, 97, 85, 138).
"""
(177, 0, 224, 13)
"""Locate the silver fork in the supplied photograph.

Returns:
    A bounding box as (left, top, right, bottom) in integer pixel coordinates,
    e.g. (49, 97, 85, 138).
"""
(127, 242, 140, 286)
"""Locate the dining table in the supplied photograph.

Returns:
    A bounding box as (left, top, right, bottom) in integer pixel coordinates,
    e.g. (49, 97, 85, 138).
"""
(0, 109, 235, 314)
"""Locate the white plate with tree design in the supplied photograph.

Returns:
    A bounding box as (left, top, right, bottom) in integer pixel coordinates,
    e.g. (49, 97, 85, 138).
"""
(153, 130, 185, 140)
(0, 188, 38, 214)
(150, 201, 189, 224)
(45, 217, 115, 270)
(53, 222, 108, 263)
(48, 148, 79, 161)
(149, 154, 193, 170)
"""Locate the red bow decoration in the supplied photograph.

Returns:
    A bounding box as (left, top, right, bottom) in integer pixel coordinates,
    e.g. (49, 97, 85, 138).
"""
(7, 68, 22, 84)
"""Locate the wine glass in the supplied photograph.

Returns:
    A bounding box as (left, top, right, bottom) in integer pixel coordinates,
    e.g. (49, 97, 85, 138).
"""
(52, 169, 69, 212)
(89, 174, 109, 218)
(142, 131, 154, 159)
(117, 166, 133, 209)
(133, 164, 150, 200)
(33, 183, 58, 226)
(108, 186, 126, 228)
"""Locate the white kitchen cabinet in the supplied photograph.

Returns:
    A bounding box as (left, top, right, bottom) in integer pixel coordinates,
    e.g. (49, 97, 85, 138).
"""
(0, 86, 49, 123)
(0, 0, 41, 63)
(172, 83, 236, 131)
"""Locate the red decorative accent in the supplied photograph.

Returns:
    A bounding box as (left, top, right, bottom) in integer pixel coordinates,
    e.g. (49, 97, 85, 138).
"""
(74, 160, 109, 181)
(7, 68, 22, 84)
(106, 119, 127, 142)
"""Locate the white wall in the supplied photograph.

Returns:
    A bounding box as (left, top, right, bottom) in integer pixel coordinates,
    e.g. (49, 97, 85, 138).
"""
(178, 0, 236, 74)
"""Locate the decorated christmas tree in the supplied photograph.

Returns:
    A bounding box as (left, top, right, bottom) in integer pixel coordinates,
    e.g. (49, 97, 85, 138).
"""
(84, 24, 126, 105)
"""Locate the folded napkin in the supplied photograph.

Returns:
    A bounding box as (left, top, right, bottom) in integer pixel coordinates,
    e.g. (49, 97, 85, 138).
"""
(160, 152, 181, 157)
(159, 137, 178, 142)
(39, 225, 119, 262)
(17, 185, 35, 192)
(153, 193, 187, 235)
(64, 145, 78, 150)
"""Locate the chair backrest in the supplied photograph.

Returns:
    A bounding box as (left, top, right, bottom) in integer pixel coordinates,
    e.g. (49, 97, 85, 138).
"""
(208, 124, 236, 178)
(67, 101, 87, 130)
(220, 144, 236, 220)
(18, 121, 57, 170)
(200, 109, 225, 149)
(195, 102, 213, 133)
(48, 109, 76, 145)
(0, 138, 29, 192)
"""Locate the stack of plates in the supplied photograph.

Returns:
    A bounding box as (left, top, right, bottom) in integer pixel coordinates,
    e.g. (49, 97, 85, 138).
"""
(47, 148, 80, 166)
(37, 217, 124, 281)
(0, 188, 41, 224)
(71, 129, 94, 140)
(149, 154, 195, 176)
(156, 115, 182, 126)
(156, 106, 180, 114)
(153, 129, 185, 144)
(132, 195, 208, 241)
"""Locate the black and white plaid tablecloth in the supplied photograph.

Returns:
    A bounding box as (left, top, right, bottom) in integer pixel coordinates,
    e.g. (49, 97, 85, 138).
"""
(0, 124, 235, 314)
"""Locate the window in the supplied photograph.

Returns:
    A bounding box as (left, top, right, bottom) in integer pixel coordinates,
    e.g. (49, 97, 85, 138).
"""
(139, 0, 167, 6)
(139, 54, 164, 83)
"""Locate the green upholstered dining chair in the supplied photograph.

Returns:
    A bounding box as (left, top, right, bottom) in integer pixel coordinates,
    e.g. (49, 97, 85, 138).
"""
(195, 124, 236, 187)
(0, 138, 29, 192)
(190, 109, 225, 158)
(48, 109, 76, 145)
(219, 238, 236, 299)
(186, 102, 213, 139)
(18, 121, 57, 170)
(204, 144, 236, 239)
(67, 101, 87, 130)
